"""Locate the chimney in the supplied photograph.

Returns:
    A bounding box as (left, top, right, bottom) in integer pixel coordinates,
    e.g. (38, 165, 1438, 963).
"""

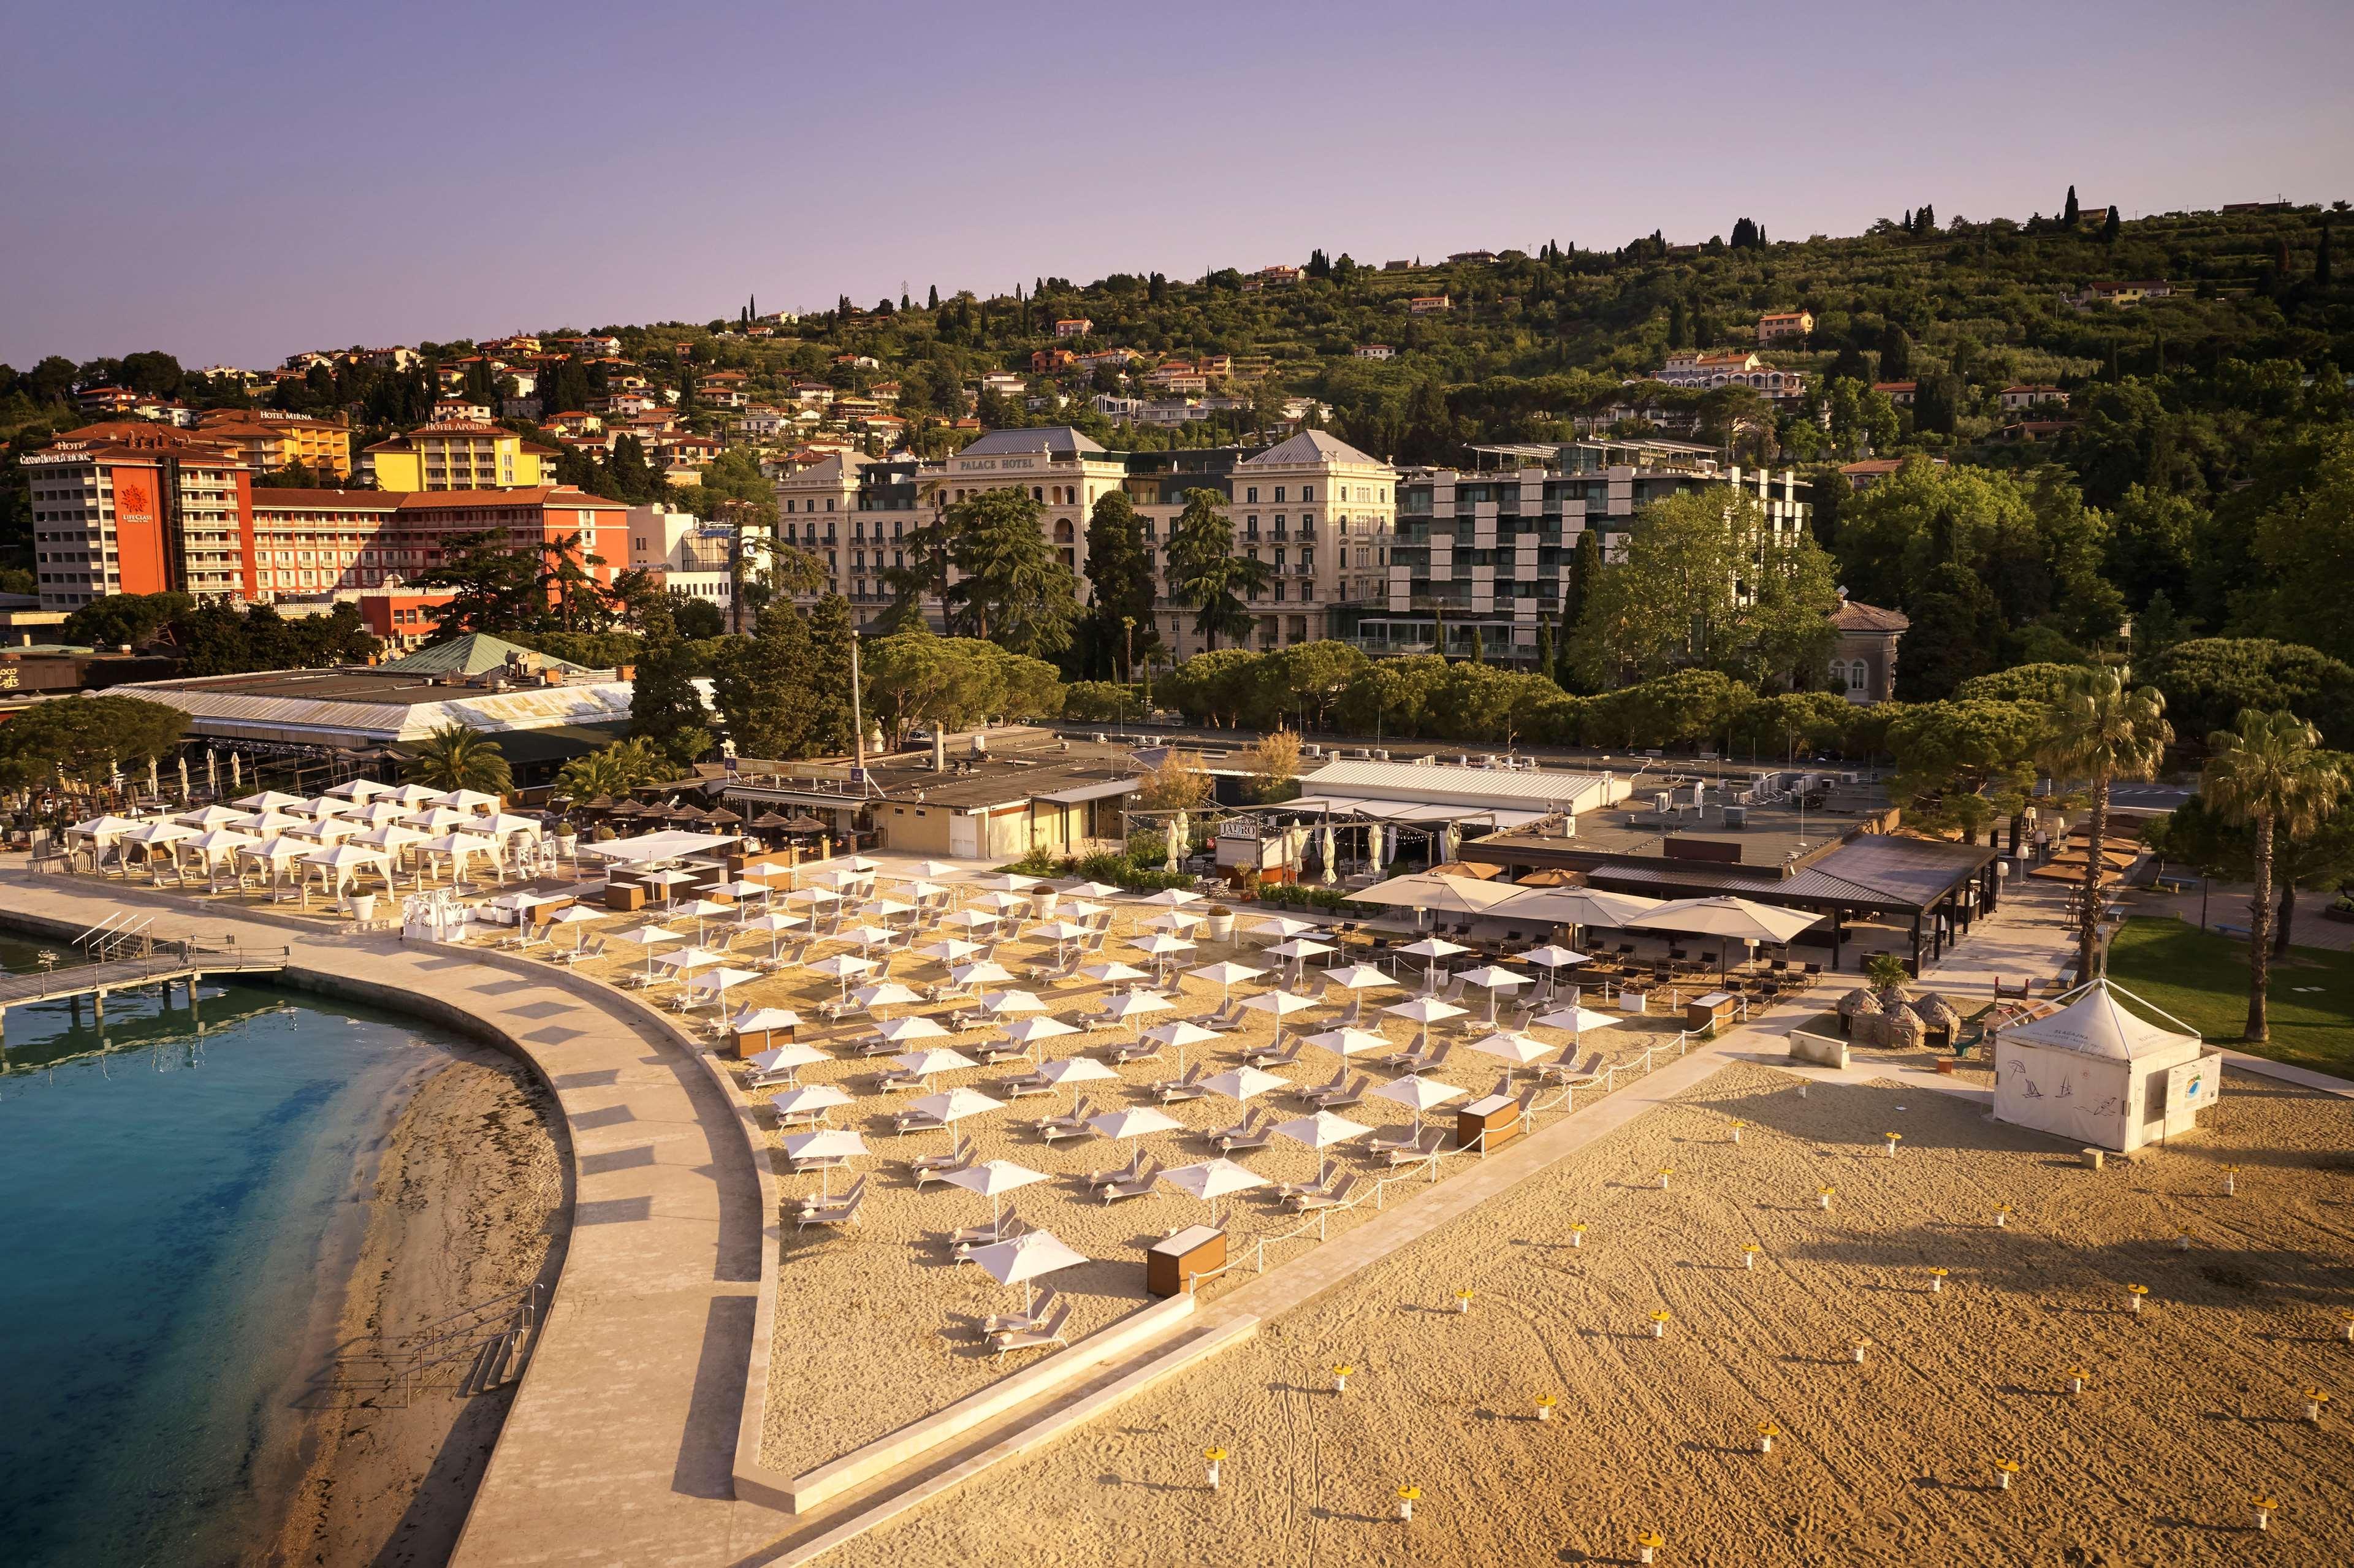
(933, 729, 947, 772)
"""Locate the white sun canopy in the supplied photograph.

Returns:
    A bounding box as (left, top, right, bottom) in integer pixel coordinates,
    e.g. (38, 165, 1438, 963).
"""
(580, 830, 741, 864)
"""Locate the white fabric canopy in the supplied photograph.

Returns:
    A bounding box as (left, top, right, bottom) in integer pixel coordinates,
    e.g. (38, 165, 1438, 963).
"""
(581, 830, 741, 863)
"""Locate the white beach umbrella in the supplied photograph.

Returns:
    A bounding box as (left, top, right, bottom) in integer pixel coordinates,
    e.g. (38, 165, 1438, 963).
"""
(846, 923, 903, 953)
(979, 989, 1049, 1017)
(809, 953, 878, 999)
(1088, 1105, 1183, 1141)
(685, 967, 761, 1008)
(1520, 944, 1591, 971)
(1036, 1054, 1117, 1087)
(1384, 997, 1467, 1026)
(1466, 1031, 1552, 1068)
(1372, 1073, 1465, 1133)
(897, 859, 962, 880)
(1241, 989, 1320, 1045)
(1186, 960, 1266, 997)
(1140, 888, 1203, 908)
(940, 908, 1004, 932)
(741, 910, 808, 959)
(1457, 963, 1534, 1023)
(1201, 1065, 1288, 1102)
(655, 945, 725, 975)
(1145, 908, 1206, 932)
(1273, 1109, 1372, 1184)
(1080, 961, 1149, 986)
(876, 1014, 952, 1045)
(967, 1229, 1088, 1313)
(853, 981, 924, 1015)
(976, 888, 1035, 910)
(770, 1081, 852, 1121)
(907, 1085, 1004, 1127)
(1323, 962, 1397, 993)
(1134, 933, 1196, 959)
(1054, 880, 1124, 900)
(733, 1007, 807, 1040)
(1534, 1005, 1622, 1043)
(1319, 824, 1338, 886)
(782, 1127, 867, 1197)
(1398, 935, 1471, 989)
(752, 1041, 829, 1077)
(1142, 1018, 1225, 1071)
(669, 897, 734, 944)
(923, 938, 987, 965)
(543, 904, 604, 950)
(609, 922, 682, 981)
(1100, 991, 1175, 1040)
(790, 886, 843, 908)
(944, 1159, 1048, 1232)
(950, 960, 1018, 989)
(892, 1047, 980, 1083)
(1001, 1015, 1080, 1060)
(1249, 915, 1317, 941)
(1305, 1027, 1395, 1059)
(1061, 900, 1110, 923)
(1160, 1157, 1270, 1227)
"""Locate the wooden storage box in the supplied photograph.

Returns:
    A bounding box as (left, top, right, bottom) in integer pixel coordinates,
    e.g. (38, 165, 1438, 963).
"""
(606, 881, 647, 912)
(1146, 1225, 1226, 1297)
(1686, 991, 1737, 1035)
(1456, 1094, 1522, 1152)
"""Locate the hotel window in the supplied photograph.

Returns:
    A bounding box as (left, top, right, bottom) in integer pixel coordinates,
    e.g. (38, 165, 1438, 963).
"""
(1245, 487, 1258, 503)
(1301, 485, 1314, 501)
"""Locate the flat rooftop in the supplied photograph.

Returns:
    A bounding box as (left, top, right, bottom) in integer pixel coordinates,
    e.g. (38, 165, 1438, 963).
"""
(136, 666, 482, 707)
(1474, 776, 1897, 875)
(719, 732, 1144, 812)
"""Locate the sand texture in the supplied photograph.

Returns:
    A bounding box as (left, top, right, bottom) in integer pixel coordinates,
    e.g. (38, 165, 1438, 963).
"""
(820, 1059, 2354, 1567)
(273, 1046, 565, 1567)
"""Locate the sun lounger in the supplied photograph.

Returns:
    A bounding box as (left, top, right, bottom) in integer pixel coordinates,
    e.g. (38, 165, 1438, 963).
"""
(1294, 1065, 1346, 1102)
(981, 1285, 1061, 1338)
(1099, 1157, 1164, 1203)
(891, 1106, 954, 1133)
(948, 1214, 1028, 1258)
(998, 1066, 1053, 1098)
(909, 1133, 973, 1179)
(1284, 1174, 1359, 1212)
(1245, 1037, 1303, 1070)
(1032, 1097, 1097, 1141)
(1536, 1048, 1606, 1087)
(989, 1299, 1072, 1360)
(1084, 1149, 1150, 1188)
(1208, 1108, 1273, 1151)
(1152, 1064, 1209, 1102)
(1274, 1160, 1336, 1201)
(1389, 1037, 1451, 1074)
(1102, 1037, 1163, 1065)
(972, 1038, 1029, 1065)
(1205, 999, 1248, 1030)
(877, 1067, 927, 1094)
(794, 1176, 867, 1230)
(1325, 997, 1366, 1029)
(1379, 1126, 1447, 1166)
(1309, 1072, 1369, 1111)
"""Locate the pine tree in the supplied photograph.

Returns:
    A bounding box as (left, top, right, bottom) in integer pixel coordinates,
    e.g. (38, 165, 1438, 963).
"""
(2063, 185, 2080, 226)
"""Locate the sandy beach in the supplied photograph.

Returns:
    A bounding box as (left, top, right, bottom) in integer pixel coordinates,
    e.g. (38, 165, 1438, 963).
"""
(272, 1045, 566, 1567)
(817, 1058, 2354, 1567)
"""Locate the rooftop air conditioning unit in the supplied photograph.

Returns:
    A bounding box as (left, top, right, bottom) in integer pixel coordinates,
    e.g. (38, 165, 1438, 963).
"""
(1373, 749, 1390, 761)
(1653, 792, 1671, 814)
(1724, 805, 1748, 828)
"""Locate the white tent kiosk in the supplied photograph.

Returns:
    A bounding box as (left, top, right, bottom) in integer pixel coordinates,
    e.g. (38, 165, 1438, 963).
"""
(1992, 979, 2218, 1153)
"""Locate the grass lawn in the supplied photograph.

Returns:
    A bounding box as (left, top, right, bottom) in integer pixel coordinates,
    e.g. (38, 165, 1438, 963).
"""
(2104, 916, 2354, 1075)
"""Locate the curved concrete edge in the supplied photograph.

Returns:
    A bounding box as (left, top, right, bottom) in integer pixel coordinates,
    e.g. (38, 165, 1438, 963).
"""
(0, 870, 772, 1564)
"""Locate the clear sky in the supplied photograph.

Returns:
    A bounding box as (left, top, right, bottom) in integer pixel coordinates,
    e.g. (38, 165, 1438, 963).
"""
(4, 0, 2348, 370)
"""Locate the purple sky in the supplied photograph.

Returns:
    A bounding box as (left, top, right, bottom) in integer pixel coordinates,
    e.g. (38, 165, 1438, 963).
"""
(5, 0, 2349, 370)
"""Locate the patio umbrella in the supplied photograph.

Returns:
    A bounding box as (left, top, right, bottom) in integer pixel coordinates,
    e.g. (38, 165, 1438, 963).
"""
(1160, 1157, 1269, 1228)
(906, 1086, 1004, 1143)
(950, 960, 1017, 989)
(1273, 1109, 1373, 1186)
(685, 967, 760, 1010)
(979, 989, 1049, 1017)
(1630, 897, 1824, 976)
(967, 1229, 1087, 1314)
(941, 908, 1002, 932)
(1249, 915, 1317, 942)
(734, 1006, 807, 1037)
(1491, 886, 1664, 944)
(976, 890, 1033, 915)
(1323, 962, 1397, 994)
(867, 897, 915, 921)
(1080, 961, 1149, 986)
(788, 886, 843, 910)
(923, 938, 987, 965)
(1163, 818, 1181, 872)
(610, 923, 684, 982)
(1145, 909, 1206, 932)
(1034, 919, 1092, 953)
(1518, 943, 1591, 1002)
(853, 981, 924, 1016)
(1140, 888, 1203, 908)
(846, 923, 903, 954)
(1373, 1073, 1466, 1133)
(978, 874, 1042, 896)
(750, 1040, 827, 1076)
(1268, 937, 1336, 987)
(1141, 1019, 1225, 1072)
(1382, 997, 1466, 1058)
(1000, 1015, 1080, 1062)
(944, 1159, 1047, 1235)
(655, 945, 726, 978)
(1100, 989, 1175, 1037)
(1305, 1026, 1393, 1058)
(672, 897, 735, 945)
(1319, 823, 1338, 887)
(770, 1081, 851, 1122)
(808, 953, 878, 999)
(1035, 1054, 1116, 1089)
(1133, 932, 1196, 982)
(891, 1047, 980, 1084)
(782, 1128, 867, 1198)
(543, 904, 604, 950)
(1534, 1004, 1621, 1045)
(1186, 960, 1266, 997)
(1202, 1064, 1287, 1102)
(1466, 1030, 1552, 1070)
(741, 910, 809, 959)
(1240, 989, 1320, 1046)
(1397, 936, 1470, 990)
(876, 1014, 951, 1045)
(1457, 964, 1534, 1024)
(1088, 1105, 1183, 1142)
(1054, 880, 1124, 900)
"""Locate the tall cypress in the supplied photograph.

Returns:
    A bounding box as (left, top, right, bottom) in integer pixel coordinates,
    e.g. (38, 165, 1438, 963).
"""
(2063, 185, 2080, 226)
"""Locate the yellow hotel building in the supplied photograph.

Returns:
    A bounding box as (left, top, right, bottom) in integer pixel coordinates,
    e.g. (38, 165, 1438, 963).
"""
(362, 420, 557, 490)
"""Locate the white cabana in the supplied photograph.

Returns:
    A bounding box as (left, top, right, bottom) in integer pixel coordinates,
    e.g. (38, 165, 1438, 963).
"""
(1992, 980, 2217, 1154)
(579, 829, 742, 864)
(300, 843, 393, 904)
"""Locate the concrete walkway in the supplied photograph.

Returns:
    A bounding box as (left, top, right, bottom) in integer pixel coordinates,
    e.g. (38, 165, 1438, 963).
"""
(0, 868, 778, 1567)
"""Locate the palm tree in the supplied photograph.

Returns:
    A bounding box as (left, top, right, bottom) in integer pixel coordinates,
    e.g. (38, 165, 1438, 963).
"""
(2200, 710, 2344, 1041)
(406, 723, 514, 796)
(2036, 668, 2171, 981)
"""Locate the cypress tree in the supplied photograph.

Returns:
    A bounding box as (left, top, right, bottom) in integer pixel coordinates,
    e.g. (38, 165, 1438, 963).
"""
(927, 283, 939, 310)
(2063, 185, 2080, 226)
(2101, 207, 2121, 243)
(1535, 617, 1554, 682)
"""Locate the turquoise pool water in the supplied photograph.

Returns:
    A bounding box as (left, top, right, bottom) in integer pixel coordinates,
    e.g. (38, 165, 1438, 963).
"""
(0, 937, 465, 1567)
